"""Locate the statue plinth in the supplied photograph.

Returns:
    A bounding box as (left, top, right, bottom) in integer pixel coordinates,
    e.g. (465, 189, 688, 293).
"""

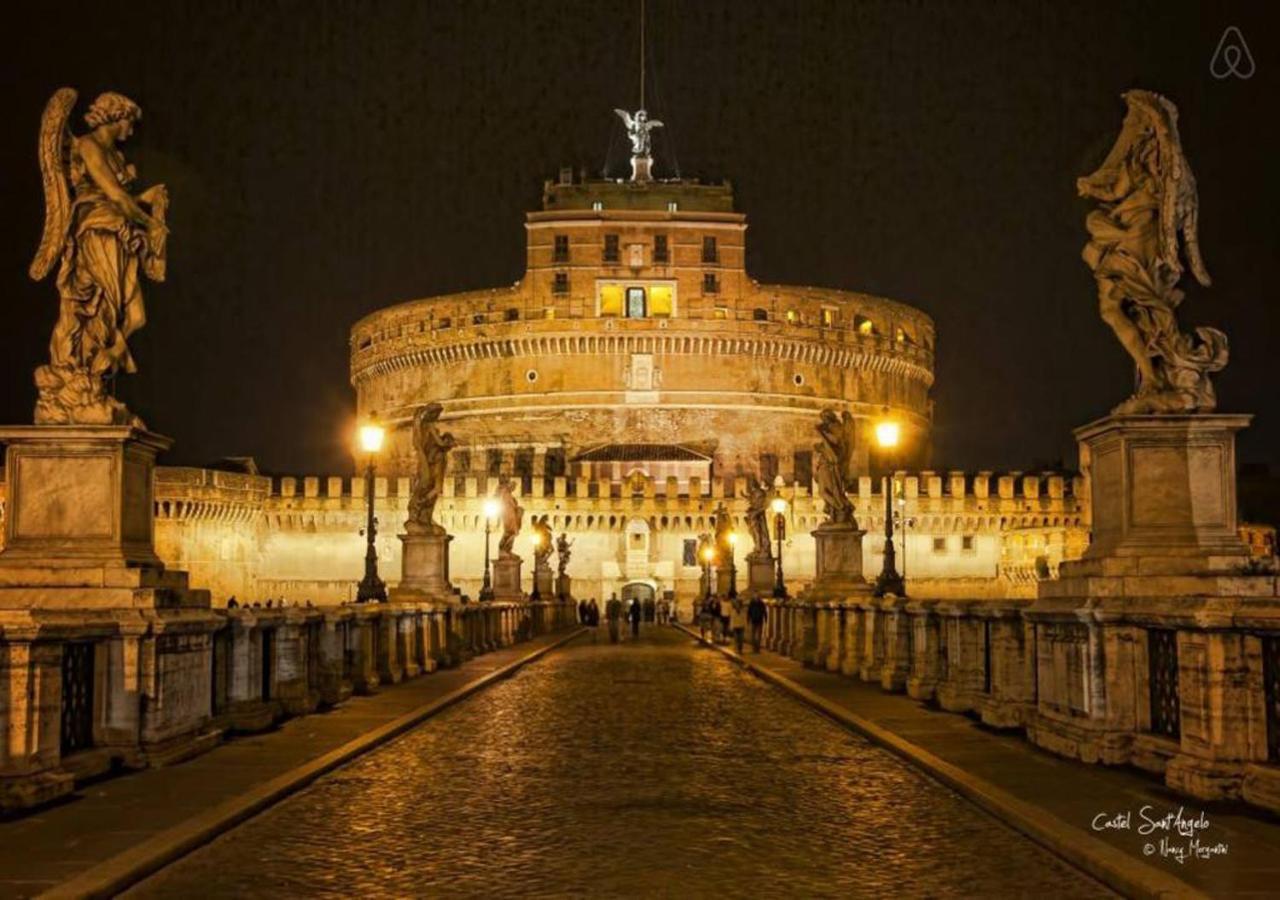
(0, 426, 169, 571)
(630, 154, 653, 183)
(533, 563, 554, 599)
(555, 573, 573, 601)
(492, 554, 524, 601)
(1075, 413, 1251, 571)
(391, 528, 457, 602)
(802, 523, 872, 601)
(747, 555, 776, 597)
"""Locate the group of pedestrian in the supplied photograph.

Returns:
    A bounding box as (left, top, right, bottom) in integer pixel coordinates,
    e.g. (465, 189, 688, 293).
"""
(577, 593, 676, 644)
(698, 593, 768, 653)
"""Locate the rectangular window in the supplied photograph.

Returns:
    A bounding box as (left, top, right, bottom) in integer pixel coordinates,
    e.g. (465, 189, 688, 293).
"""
(961, 535, 976, 552)
(514, 447, 534, 494)
(785, 309, 799, 324)
(453, 449, 471, 473)
(933, 536, 947, 553)
(822, 308, 837, 327)
(544, 307, 556, 319)
(600, 284, 624, 316)
(553, 234, 569, 263)
(505, 308, 520, 321)
(654, 235, 669, 263)
(553, 272, 569, 294)
(649, 285, 673, 317)
(856, 316, 874, 335)
(683, 539, 698, 567)
(487, 449, 503, 476)
(702, 236, 718, 263)
(438, 317, 452, 330)
(472, 313, 486, 325)
(626, 287, 646, 318)
(604, 234, 620, 263)
(793, 450, 813, 489)
(713, 306, 728, 319)
(703, 273, 719, 294)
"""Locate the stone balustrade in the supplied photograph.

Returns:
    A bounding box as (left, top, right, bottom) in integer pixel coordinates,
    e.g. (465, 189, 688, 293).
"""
(0, 598, 576, 812)
(756, 585, 1280, 817)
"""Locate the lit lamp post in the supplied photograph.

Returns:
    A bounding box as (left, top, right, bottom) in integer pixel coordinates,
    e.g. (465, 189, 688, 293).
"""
(873, 418, 906, 598)
(702, 546, 715, 601)
(727, 532, 739, 599)
(355, 420, 388, 603)
(480, 498, 499, 601)
(771, 496, 788, 598)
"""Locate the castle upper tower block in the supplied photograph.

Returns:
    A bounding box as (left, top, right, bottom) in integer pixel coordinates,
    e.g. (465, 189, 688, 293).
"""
(349, 171, 935, 487)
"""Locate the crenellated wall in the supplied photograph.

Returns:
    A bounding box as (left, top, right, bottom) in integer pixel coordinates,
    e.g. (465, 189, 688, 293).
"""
(1, 464, 1091, 608)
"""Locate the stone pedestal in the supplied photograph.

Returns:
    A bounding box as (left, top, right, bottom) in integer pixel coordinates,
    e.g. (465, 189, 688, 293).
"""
(0, 425, 221, 812)
(555, 573, 573, 602)
(747, 556, 775, 597)
(630, 154, 653, 183)
(533, 564, 554, 600)
(391, 529, 455, 601)
(492, 555, 524, 601)
(0, 426, 170, 572)
(1078, 414, 1251, 568)
(1026, 413, 1275, 799)
(797, 524, 871, 666)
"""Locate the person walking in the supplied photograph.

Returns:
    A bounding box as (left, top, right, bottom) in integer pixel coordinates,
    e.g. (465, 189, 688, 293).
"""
(587, 598, 600, 643)
(628, 597, 642, 639)
(708, 594, 723, 643)
(729, 594, 748, 654)
(606, 594, 623, 644)
(747, 594, 768, 653)
(578, 598, 588, 625)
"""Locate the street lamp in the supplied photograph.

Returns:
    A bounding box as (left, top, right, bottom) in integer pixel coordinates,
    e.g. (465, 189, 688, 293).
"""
(529, 530, 543, 601)
(701, 546, 715, 601)
(727, 532, 739, 599)
(355, 419, 387, 603)
(771, 496, 788, 598)
(480, 497, 499, 601)
(873, 418, 906, 598)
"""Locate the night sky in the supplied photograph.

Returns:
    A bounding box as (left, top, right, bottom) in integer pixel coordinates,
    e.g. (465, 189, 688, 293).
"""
(2, 0, 1276, 478)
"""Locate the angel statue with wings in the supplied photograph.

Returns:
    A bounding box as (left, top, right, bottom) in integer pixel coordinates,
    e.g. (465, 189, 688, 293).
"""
(613, 108, 663, 158)
(814, 408, 857, 527)
(555, 532, 574, 578)
(496, 476, 524, 559)
(29, 88, 169, 427)
(1078, 90, 1227, 415)
(407, 403, 456, 534)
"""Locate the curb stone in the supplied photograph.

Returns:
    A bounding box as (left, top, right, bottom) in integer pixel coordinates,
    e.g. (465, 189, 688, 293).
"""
(43, 628, 587, 900)
(674, 623, 1204, 900)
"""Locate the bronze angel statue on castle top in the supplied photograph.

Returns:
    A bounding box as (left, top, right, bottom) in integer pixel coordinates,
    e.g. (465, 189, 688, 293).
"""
(29, 88, 169, 428)
(1078, 89, 1227, 415)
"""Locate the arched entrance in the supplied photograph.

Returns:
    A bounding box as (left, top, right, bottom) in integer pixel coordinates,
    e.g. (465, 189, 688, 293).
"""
(620, 581, 655, 605)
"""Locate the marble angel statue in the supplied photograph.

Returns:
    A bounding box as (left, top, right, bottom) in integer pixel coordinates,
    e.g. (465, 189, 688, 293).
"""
(555, 532, 574, 577)
(1078, 89, 1226, 414)
(531, 514, 554, 569)
(744, 475, 772, 560)
(29, 88, 169, 427)
(407, 403, 455, 533)
(614, 108, 663, 157)
(814, 408, 857, 526)
(496, 476, 524, 558)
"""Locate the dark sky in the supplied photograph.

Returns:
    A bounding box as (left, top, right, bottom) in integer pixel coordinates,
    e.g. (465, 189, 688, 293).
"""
(2, 0, 1277, 476)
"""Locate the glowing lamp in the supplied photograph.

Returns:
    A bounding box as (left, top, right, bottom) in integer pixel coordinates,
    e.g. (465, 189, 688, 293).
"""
(483, 498, 500, 520)
(359, 423, 385, 454)
(771, 497, 787, 515)
(875, 420, 900, 449)
(728, 532, 738, 547)
(702, 547, 714, 563)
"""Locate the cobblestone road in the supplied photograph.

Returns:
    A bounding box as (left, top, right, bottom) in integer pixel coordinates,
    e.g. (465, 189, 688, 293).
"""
(130, 627, 1111, 898)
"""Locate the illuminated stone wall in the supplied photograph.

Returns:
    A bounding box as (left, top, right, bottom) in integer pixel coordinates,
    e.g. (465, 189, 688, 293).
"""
(0, 467, 1091, 608)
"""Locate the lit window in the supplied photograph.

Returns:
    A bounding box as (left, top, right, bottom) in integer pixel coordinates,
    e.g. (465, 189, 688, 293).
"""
(600, 284, 624, 317)
(544, 308, 556, 320)
(785, 309, 799, 324)
(714, 307, 728, 319)
(650, 285, 673, 317)
(822, 308, 836, 327)
(896, 326, 909, 343)
(626, 287, 647, 318)
(856, 316, 874, 335)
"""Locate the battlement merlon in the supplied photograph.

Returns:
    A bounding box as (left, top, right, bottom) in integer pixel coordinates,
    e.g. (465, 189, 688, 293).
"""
(540, 177, 737, 214)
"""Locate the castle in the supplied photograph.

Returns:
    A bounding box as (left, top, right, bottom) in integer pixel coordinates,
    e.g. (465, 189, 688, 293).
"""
(0, 169, 1090, 607)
